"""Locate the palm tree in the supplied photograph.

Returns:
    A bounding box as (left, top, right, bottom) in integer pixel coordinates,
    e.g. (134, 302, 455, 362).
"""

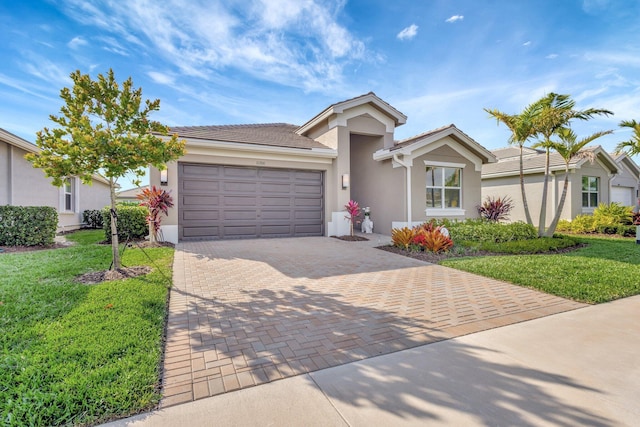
(529, 93, 613, 236)
(484, 103, 540, 227)
(615, 120, 640, 155)
(545, 128, 613, 236)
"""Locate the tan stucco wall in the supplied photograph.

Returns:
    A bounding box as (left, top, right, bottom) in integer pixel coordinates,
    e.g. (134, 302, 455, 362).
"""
(483, 161, 614, 226)
(0, 140, 111, 230)
(413, 144, 482, 222)
(349, 134, 404, 235)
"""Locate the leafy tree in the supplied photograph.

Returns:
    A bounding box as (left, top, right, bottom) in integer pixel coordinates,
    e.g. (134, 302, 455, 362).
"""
(615, 119, 640, 156)
(27, 69, 185, 269)
(545, 128, 612, 236)
(528, 93, 612, 236)
(485, 103, 540, 226)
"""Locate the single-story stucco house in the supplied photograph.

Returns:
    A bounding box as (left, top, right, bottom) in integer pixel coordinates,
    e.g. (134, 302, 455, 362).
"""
(150, 93, 496, 243)
(610, 152, 640, 206)
(116, 186, 148, 204)
(0, 128, 111, 232)
(481, 145, 622, 226)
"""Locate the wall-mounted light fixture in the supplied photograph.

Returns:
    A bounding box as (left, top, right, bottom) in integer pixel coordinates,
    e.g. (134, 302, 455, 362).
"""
(160, 168, 168, 186)
(342, 173, 350, 189)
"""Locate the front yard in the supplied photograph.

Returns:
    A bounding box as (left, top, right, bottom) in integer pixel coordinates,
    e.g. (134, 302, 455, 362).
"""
(441, 235, 640, 304)
(0, 230, 173, 426)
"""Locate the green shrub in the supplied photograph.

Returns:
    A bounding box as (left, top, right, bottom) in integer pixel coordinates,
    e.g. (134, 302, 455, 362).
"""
(82, 209, 104, 229)
(556, 219, 572, 232)
(441, 219, 537, 243)
(102, 205, 148, 242)
(478, 235, 579, 254)
(0, 205, 58, 246)
(593, 202, 633, 225)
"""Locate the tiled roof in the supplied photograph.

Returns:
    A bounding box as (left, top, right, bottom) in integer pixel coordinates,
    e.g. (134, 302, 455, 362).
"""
(169, 123, 330, 150)
(483, 146, 610, 176)
(491, 146, 541, 160)
(391, 124, 456, 151)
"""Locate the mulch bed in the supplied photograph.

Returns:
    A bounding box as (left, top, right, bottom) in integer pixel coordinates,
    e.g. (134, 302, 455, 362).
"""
(76, 266, 152, 285)
(0, 243, 70, 254)
(332, 235, 370, 242)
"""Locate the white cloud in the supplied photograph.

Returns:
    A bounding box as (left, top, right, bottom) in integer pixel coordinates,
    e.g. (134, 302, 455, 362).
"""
(397, 24, 418, 41)
(57, 0, 368, 93)
(445, 15, 464, 23)
(147, 71, 175, 86)
(68, 36, 88, 49)
(523, 41, 531, 46)
(546, 53, 559, 59)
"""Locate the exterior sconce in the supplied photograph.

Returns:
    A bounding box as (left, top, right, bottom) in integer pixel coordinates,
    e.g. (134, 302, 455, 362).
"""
(342, 173, 350, 189)
(160, 168, 168, 186)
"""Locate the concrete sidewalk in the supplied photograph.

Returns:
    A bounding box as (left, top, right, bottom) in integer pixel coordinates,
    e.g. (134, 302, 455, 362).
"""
(105, 295, 639, 426)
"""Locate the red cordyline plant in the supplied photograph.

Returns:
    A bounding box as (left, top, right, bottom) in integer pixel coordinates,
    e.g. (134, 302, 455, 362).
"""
(137, 185, 174, 242)
(477, 196, 514, 222)
(345, 200, 361, 236)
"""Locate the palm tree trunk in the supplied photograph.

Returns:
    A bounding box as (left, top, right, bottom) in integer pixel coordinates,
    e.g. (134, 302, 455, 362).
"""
(109, 179, 121, 270)
(519, 145, 534, 226)
(546, 166, 570, 236)
(538, 147, 551, 237)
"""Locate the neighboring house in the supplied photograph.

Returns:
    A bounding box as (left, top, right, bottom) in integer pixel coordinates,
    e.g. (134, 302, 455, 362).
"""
(150, 93, 496, 243)
(116, 186, 148, 203)
(481, 146, 619, 226)
(610, 152, 640, 207)
(0, 128, 111, 232)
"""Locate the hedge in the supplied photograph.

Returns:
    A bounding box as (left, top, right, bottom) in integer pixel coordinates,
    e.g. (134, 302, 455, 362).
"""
(82, 209, 103, 229)
(441, 219, 537, 243)
(102, 205, 148, 242)
(0, 205, 58, 246)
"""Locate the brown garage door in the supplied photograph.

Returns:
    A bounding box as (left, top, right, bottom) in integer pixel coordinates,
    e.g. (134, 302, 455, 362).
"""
(178, 163, 324, 240)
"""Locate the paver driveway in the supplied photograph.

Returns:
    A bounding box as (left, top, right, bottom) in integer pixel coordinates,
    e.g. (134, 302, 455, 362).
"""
(161, 236, 586, 407)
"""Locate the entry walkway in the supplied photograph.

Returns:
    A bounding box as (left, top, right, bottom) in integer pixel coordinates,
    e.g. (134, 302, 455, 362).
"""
(159, 236, 585, 407)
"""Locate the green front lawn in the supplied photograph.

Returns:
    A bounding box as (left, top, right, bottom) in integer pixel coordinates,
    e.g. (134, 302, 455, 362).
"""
(441, 235, 640, 304)
(0, 230, 173, 426)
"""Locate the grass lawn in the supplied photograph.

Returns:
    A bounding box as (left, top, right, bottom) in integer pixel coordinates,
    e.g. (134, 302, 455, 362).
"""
(441, 235, 640, 304)
(0, 230, 173, 426)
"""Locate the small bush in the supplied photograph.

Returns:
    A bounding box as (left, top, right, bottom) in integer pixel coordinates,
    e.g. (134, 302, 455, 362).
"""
(102, 205, 148, 242)
(444, 219, 537, 243)
(82, 209, 104, 229)
(477, 196, 513, 222)
(392, 227, 416, 249)
(0, 205, 57, 246)
(419, 229, 454, 253)
(478, 235, 579, 254)
(593, 202, 633, 225)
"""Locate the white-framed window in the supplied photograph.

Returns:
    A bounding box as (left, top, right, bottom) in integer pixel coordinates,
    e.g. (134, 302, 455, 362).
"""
(582, 176, 599, 208)
(63, 177, 75, 212)
(426, 166, 462, 209)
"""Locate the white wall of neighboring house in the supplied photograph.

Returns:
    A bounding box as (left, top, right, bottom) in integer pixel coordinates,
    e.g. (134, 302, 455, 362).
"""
(0, 128, 111, 232)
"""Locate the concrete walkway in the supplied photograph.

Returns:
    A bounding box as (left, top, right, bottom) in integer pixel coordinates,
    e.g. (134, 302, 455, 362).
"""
(160, 236, 584, 406)
(105, 295, 640, 426)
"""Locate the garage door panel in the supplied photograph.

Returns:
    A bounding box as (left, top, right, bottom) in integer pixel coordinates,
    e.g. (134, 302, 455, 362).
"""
(179, 163, 323, 240)
(294, 197, 323, 207)
(260, 182, 292, 193)
(223, 196, 258, 207)
(183, 226, 220, 237)
(223, 225, 259, 237)
(182, 195, 219, 206)
(223, 167, 258, 178)
(183, 164, 220, 177)
(223, 210, 258, 220)
(183, 180, 220, 192)
(261, 210, 292, 220)
(183, 210, 220, 221)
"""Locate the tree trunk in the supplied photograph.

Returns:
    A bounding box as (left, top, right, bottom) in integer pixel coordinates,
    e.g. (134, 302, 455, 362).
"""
(149, 220, 157, 243)
(546, 166, 570, 237)
(519, 144, 534, 226)
(538, 147, 551, 237)
(109, 180, 121, 270)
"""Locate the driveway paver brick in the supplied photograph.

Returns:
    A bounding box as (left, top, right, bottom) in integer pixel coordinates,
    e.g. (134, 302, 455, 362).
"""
(160, 236, 586, 407)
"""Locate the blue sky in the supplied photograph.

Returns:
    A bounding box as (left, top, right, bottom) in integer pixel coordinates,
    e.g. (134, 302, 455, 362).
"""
(2, 0, 640, 182)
